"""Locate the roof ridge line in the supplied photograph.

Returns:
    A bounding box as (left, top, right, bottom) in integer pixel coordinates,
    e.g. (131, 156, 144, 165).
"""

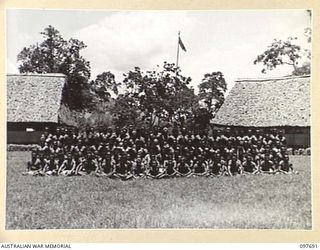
(236, 75, 310, 82)
(7, 73, 66, 78)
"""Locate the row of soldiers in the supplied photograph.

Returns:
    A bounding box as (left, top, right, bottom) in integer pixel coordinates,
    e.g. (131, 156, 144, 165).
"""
(23, 126, 295, 179)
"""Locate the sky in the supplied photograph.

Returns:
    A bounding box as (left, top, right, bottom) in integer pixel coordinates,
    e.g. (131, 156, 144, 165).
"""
(6, 9, 311, 92)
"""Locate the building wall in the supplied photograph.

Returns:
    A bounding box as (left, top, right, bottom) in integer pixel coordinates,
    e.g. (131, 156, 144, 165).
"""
(211, 125, 310, 148)
(7, 131, 43, 144)
(284, 127, 310, 148)
(7, 122, 58, 144)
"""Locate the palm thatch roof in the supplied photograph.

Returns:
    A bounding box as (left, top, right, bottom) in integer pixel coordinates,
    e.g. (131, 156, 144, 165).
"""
(211, 75, 310, 127)
(7, 73, 66, 123)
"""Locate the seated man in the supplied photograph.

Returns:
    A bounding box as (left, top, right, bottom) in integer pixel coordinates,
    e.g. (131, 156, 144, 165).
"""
(176, 155, 193, 177)
(44, 153, 59, 176)
(227, 154, 242, 176)
(114, 153, 133, 180)
(35, 152, 48, 176)
(146, 154, 163, 179)
(26, 150, 37, 170)
(163, 154, 177, 178)
(58, 153, 77, 176)
(23, 151, 42, 176)
(208, 153, 223, 177)
(278, 154, 296, 174)
(193, 155, 209, 177)
(261, 145, 273, 160)
(259, 154, 275, 174)
(74, 152, 85, 174)
(142, 151, 151, 167)
(132, 153, 146, 178)
(242, 155, 259, 174)
(75, 152, 97, 176)
(96, 152, 115, 177)
(272, 154, 282, 173)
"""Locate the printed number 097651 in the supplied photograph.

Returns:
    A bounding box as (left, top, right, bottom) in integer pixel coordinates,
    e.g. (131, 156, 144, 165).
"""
(300, 244, 318, 248)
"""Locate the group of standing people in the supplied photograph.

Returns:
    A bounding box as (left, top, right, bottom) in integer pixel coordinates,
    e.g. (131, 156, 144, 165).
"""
(23, 125, 295, 179)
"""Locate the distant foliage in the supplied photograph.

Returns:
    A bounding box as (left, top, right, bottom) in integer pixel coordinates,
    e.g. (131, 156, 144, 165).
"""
(254, 29, 311, 76)
(112, 93, 143, 128)
(292, 62, 311, 76)
(254, 37, 303, 74)
(16, 26, 231, 130)
(113, 62, 196, 129)
(17, 25, 92, 109)
(199, 71, 227, 113)
(59, 103, 114, 129)
(304, 27, 312, 44)
(90, 71, 121, 102)
(196, 71, 227, 131)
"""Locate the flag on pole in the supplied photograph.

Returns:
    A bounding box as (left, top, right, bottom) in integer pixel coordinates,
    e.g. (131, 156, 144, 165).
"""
(178, 36, 187, 52)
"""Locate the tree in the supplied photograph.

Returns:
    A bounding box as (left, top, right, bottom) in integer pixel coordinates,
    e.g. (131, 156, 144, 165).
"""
(18, 26, 66, 73)
(90, 71, 120, 102)
(254, 33, 311, 76)
(193, 106, 212, 132)
(116, 62, 195, 128)
(112, 93, 142, 128)
(17, 25, 91, 109)
(304, 27, 312, 43)
(293, 10, 312, 75)
(169, 85, 198, 129)
(196, 71, 227, 132)
(292, 21, 312, 76)
(292, 62, 310, 76)
(254, 37, 303, 74)
(198, 71, 227, 113)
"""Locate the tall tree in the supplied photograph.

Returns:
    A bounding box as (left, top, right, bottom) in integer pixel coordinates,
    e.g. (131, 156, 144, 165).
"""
(294, 12, 312, 76)
(90, 71, 120, 102)
(198, 71, 227, 113)
(253, 37, 302, 74)
(17, 25, 91, 109)
(116, 62, 195, 128)
(197, 71, 227, 132)
(169, 85, 197, 129)
(112, 93, 142, 128)
(254, 29, 311, 76)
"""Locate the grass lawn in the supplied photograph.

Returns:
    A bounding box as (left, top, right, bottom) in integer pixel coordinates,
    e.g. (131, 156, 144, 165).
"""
(6, 151, 312, 229)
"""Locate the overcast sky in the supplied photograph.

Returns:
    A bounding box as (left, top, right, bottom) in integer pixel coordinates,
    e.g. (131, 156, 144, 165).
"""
(6, 9, 311, 92)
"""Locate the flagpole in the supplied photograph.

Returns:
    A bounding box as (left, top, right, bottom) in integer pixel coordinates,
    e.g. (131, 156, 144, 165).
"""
(176, 31, 180, 68)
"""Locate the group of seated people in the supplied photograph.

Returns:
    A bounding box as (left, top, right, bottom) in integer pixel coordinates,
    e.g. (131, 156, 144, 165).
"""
(23, 125, 295, 179)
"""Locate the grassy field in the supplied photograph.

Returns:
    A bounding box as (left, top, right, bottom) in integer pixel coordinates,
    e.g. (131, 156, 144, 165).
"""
(6, 151, 311, 229)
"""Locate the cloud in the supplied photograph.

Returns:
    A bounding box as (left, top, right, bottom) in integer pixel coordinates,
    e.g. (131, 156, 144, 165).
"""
(74, 10, 310, 93)
(7, 9, 310, 93)
(6, 27, 42, 73)
(75, 11, 199, 80)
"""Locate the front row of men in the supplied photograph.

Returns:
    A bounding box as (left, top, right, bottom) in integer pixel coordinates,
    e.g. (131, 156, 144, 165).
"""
(24, 151, 295, 179)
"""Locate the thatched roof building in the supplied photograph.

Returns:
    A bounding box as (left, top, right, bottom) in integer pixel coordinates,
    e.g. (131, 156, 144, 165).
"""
(211, 75, 310, 147)
(7, 73, 66, 123)
(212, 75, 310, 127)
(7, 73, 66, 144)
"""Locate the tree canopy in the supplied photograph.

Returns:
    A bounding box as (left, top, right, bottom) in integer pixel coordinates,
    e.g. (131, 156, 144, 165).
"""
(198, 71, 227, 113)
(17, 25, 92, 109)
(254, 14, 311, 77)
(90, 71, 120, 102)
(111, 62, 198, 129)
(16, 26, 228, 130)
(253, 37, 303, 74)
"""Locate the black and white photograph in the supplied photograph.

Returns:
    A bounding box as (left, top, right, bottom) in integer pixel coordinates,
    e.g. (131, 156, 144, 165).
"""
(6, 9, 311, 230)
